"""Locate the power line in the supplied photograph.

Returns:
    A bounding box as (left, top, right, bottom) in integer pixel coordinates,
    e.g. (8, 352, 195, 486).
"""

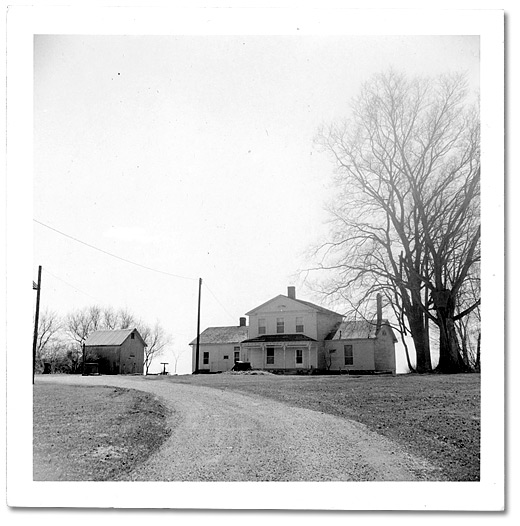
(34, 219, 198, 281)
(43, 267, 102, 303)
(203, 282, 237, 323)
(35, 219, 239, 324)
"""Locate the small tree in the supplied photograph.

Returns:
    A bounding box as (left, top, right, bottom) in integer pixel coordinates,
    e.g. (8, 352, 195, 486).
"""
(139, 321, 171, 374)
(35, 309, 62, 370)
(170, 348, 185, 374)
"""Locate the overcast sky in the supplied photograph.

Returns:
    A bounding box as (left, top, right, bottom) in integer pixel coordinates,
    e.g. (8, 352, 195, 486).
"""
(33, 34, 479, 374)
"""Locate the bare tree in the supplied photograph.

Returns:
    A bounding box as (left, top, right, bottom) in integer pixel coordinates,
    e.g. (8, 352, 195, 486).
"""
(138, 321, 171, 374)
(35, 309, 62, 367)
(314, 70, 480, 373)
(170, 347, 185, 374)
(65, 307, 98, 347)
(118, 308, 137, 329)
(63, 305, 171, 374)
(40, 338, 73, 373)
(454, 267, 481, 371)
(102, 306, 119, 330)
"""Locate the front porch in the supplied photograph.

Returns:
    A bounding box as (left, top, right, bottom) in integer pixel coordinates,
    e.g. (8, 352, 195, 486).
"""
(240, 334, 318, 372)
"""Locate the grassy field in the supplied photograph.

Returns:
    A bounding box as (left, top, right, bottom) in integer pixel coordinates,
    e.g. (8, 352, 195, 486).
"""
(33, 383, 171, 481)
(167, 372, 480, 481)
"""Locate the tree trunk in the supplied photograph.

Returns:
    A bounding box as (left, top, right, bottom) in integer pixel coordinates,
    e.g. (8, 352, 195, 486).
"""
(408, 313, 432, 373)
(475, 331, 481, 372)
(401, 335, 416, 373)
(435, 309, 467, 373)
(457, 321, 470, 369)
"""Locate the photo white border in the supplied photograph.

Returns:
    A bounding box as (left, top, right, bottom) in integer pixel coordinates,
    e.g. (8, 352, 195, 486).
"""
(5, 5, 504, 511)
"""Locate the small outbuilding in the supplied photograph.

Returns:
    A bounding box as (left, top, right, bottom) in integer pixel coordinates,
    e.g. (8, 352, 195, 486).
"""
(84, 328, 146, 375)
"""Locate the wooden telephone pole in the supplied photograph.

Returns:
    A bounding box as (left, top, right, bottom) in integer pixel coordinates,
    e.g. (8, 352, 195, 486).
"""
(194, 277, 202, 374)
(32, 265, 42, 384)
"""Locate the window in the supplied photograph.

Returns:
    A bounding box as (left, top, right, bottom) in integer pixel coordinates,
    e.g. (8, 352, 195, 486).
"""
(266, 347, 275, 365)
(203, 352, 209, 365)
(258, 318, 266, 335)
(131, 333, 135, 339)
(296, 349, 303, 364)
(223, 355, 229, 360)
(296, 317, 304, 333)
(344, 345, 353, 366)
(277, 318, 284, 334)
(234, 350, 240, 362)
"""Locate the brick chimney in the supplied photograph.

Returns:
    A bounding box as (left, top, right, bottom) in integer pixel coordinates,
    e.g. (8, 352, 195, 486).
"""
(376, 293, 383, 331)
(287, 286, 296, 300)
(239, 317, 247, 327)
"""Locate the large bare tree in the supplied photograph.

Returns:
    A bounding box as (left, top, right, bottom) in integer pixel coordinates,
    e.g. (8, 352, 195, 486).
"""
(314, 70, 480, 373)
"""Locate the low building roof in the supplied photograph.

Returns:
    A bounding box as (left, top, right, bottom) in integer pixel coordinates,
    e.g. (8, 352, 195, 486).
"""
(85, 328, 145, 347)
(326, 320, 398, 342)
(189, 325, 249, 346)
(242, 334, 317, 344)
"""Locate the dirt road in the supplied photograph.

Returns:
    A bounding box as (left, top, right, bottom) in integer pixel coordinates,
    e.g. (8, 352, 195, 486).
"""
(36, 375, 442, 481)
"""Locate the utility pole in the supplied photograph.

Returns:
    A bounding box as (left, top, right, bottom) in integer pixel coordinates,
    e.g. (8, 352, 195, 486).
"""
(82, 342, 86, 375)
(195, 277, 202, 374)
(32, 265, 42, 385)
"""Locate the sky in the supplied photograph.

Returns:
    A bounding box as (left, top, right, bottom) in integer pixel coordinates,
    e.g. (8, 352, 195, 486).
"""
(33, 34, 480, 374)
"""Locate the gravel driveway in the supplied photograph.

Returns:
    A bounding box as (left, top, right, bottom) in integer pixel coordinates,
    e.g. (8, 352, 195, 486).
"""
(37, 375, 442, 481)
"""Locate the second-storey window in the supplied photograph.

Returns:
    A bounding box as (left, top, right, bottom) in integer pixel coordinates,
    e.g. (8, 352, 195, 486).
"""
(277, 318, 284, 333)
(258, 318, 266, 335)
(296, 317, 304, 333)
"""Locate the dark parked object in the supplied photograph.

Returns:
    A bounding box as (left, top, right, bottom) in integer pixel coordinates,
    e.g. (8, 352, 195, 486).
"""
(232, 361, 252, 372)
(83, 363, 99, 376)
(43, 362, 51, 374)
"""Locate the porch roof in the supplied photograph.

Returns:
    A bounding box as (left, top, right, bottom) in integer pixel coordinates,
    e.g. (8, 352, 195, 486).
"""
(242, 334, 317, 344)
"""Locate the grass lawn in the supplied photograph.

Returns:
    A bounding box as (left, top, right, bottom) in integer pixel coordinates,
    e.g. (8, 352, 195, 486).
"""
(33, 383, 171, 481)
(168, 372, 480, 481)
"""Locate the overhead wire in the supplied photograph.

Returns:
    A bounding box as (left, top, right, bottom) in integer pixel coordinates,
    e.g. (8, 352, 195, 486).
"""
(202, 282, 238, 323)
(34, 218, 240, 323)
(34, 219, 198, 281)
(42, 267, 102, 303)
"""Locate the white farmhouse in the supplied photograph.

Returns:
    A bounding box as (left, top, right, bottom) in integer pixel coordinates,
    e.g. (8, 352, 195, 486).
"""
(190, 287, 397, 374)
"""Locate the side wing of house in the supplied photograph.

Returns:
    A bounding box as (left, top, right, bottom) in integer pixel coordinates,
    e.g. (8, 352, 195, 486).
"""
(190, 324, 248, 373)
(191, 342, 243, 373)
(323, 339, 376, 372)
(323, 320, 397, 374)
(373, 323, 397, 373)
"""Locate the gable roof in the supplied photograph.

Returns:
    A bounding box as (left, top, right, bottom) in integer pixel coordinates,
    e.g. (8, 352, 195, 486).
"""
(326, 320, 398, 342)
(293, 298, 342, 316)
(85, 328, 146, 347)
(189, 325, 249, 346)
(245, 293, 341, 317)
